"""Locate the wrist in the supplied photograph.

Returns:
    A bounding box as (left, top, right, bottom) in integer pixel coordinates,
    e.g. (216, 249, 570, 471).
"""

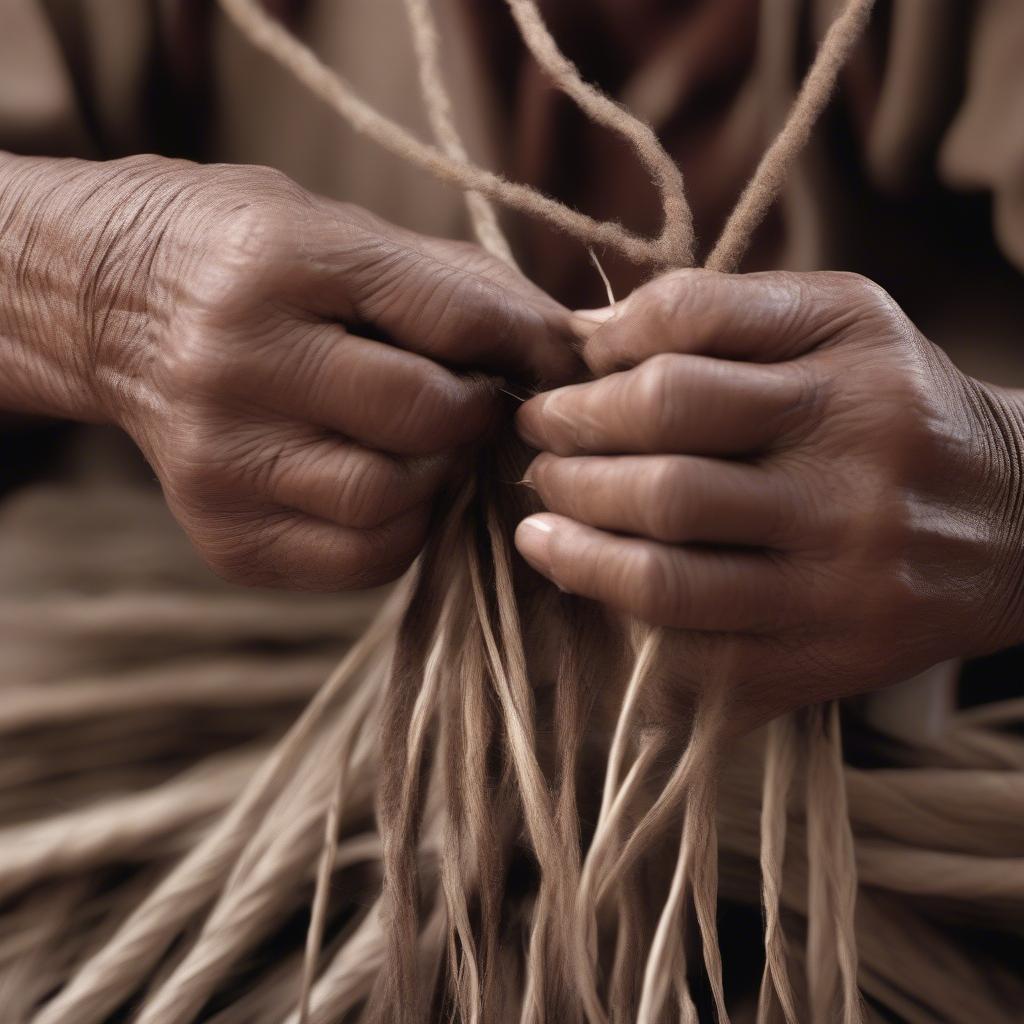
(965, 378, 1024, 653)
(0, 152, 199, 426)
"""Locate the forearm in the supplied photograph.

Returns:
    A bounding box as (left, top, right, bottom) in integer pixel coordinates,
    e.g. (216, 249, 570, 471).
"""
(0, 151, 193, 424)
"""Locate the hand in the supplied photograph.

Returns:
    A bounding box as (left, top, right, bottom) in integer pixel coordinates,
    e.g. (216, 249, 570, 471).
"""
(514, 269, 1024, 724)
(0, 153, 576, 589)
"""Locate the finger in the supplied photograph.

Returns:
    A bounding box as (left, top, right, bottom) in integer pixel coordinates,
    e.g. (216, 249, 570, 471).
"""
(231, 425, 456, 528)
(310, 205, 581, 385)
(516, 352, 807, 456)
(247, 326, 500, 456)
(514, 513, 795, 632)
(526, 453, 799, 547)
(579, 269, 857, 375)
(204, 503, 430, 591)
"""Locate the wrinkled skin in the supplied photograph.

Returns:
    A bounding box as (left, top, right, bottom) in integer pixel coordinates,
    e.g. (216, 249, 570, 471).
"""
(0, 153, 576, 588)
(515, 269, 1024, 726)
(4, 153, 1024, 723)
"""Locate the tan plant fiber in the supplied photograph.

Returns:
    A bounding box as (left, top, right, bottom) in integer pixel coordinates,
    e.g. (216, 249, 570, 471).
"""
(6, 1, 1022, 1023)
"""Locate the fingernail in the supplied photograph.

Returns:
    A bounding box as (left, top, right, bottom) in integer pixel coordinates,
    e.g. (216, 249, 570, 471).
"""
(516, 477, 536, 490)
(515, 515, 554, 574)
(519, 515, 553, 534)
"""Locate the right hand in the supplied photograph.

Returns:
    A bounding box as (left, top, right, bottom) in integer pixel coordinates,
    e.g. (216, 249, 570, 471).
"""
(79, 159, 576, 589)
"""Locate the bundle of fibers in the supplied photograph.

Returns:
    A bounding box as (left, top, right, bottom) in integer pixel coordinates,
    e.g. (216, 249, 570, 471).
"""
(4, 0, 1023, 1021)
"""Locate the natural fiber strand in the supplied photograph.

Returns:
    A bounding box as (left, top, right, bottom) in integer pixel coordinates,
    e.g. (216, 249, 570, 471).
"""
(16, 2, 965, 1023)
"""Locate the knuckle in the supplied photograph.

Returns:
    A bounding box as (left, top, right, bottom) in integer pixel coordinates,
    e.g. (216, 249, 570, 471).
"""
(765, 467, 812, 549)
(346, 514, 428, 588)
(193, 515, 274, 588)
(214, 184, 298, 261)
(642, 459, 691, 541)
(446, 275, 517, 351)
(641, 268, 701, 316)
(527, 451, 561, 501)
(635, 354, 683, 442)
(642, 269, 728, 342)
(160, 326, 236, 399)
(632, 545, 686, 626)
(184, 200, 299, 318)
(769, 360, 829, 441)
(820, 270, 900, 324)
(400, 371, 465, 447)
(334, 455, 405, 528)
(163, 418, 236, 504)
(769, 272, 823, 338)
(344, 549, 416, 589)
(216, 515, 324, 590)
(204, 547, 261, 588)
(237, 433, 300, 496)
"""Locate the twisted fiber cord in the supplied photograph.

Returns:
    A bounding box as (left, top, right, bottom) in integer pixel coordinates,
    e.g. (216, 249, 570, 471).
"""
(597, 694, 727, 1024)
(845, 768, 1024, 855)
(219, 0, 872, 273)
(706, 0, 877, 272)
(36, 1, 877, 1020)
(0, 654, 336, 734)
(503, 0, 694, 268)
(600, 630, 662, 825)
(452, 595, 509, 1023)
(437, 672, 484, 1024)
(295, 687, 390, 1024)
(434, 588, 495, 1024)
(714, 775, 1024, 1024)
(217, 0, 686, 267)
(757, 714, 800, 1024)
(278, 828, 434, 1024)
(569, 630, 663, 1023)
(0, 748, 258, 902)
(689, 767, 729, 1024)
(805, 703, 861, 1024)
(364, 493, 476, 1023)
(33, 585, 405, 1024)
(472, 503, 572, 1023)
(594, 700, 722, 908)
(571, 736, 662, 1024)
(135, 678, 382, 1024)
(549, 604, 598, 997)
(636, 766, 712, 1024)
(401, 0, 517, 266)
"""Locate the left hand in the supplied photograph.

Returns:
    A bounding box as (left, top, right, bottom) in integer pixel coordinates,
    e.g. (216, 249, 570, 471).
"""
(514, 269, 1024, 720)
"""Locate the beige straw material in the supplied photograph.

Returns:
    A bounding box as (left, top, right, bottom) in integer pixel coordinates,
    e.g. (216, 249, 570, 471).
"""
(33, 4, 1024, 1024)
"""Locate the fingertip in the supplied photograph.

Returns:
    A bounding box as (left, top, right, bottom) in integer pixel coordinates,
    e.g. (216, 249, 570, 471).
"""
(520, 450, 549, 491)
(514, 513, 559, 576)
(515, 392, 549, 450)
(572, 296, 632, 375)
(531, 331, 585, 389)
(570, 303, 619, 339)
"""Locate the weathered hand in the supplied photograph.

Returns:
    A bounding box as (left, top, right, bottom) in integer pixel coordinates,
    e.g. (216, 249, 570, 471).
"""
(128, 168, 577, 589)
(0, 153, 576, 589)
(515, 269, 1024, 721)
